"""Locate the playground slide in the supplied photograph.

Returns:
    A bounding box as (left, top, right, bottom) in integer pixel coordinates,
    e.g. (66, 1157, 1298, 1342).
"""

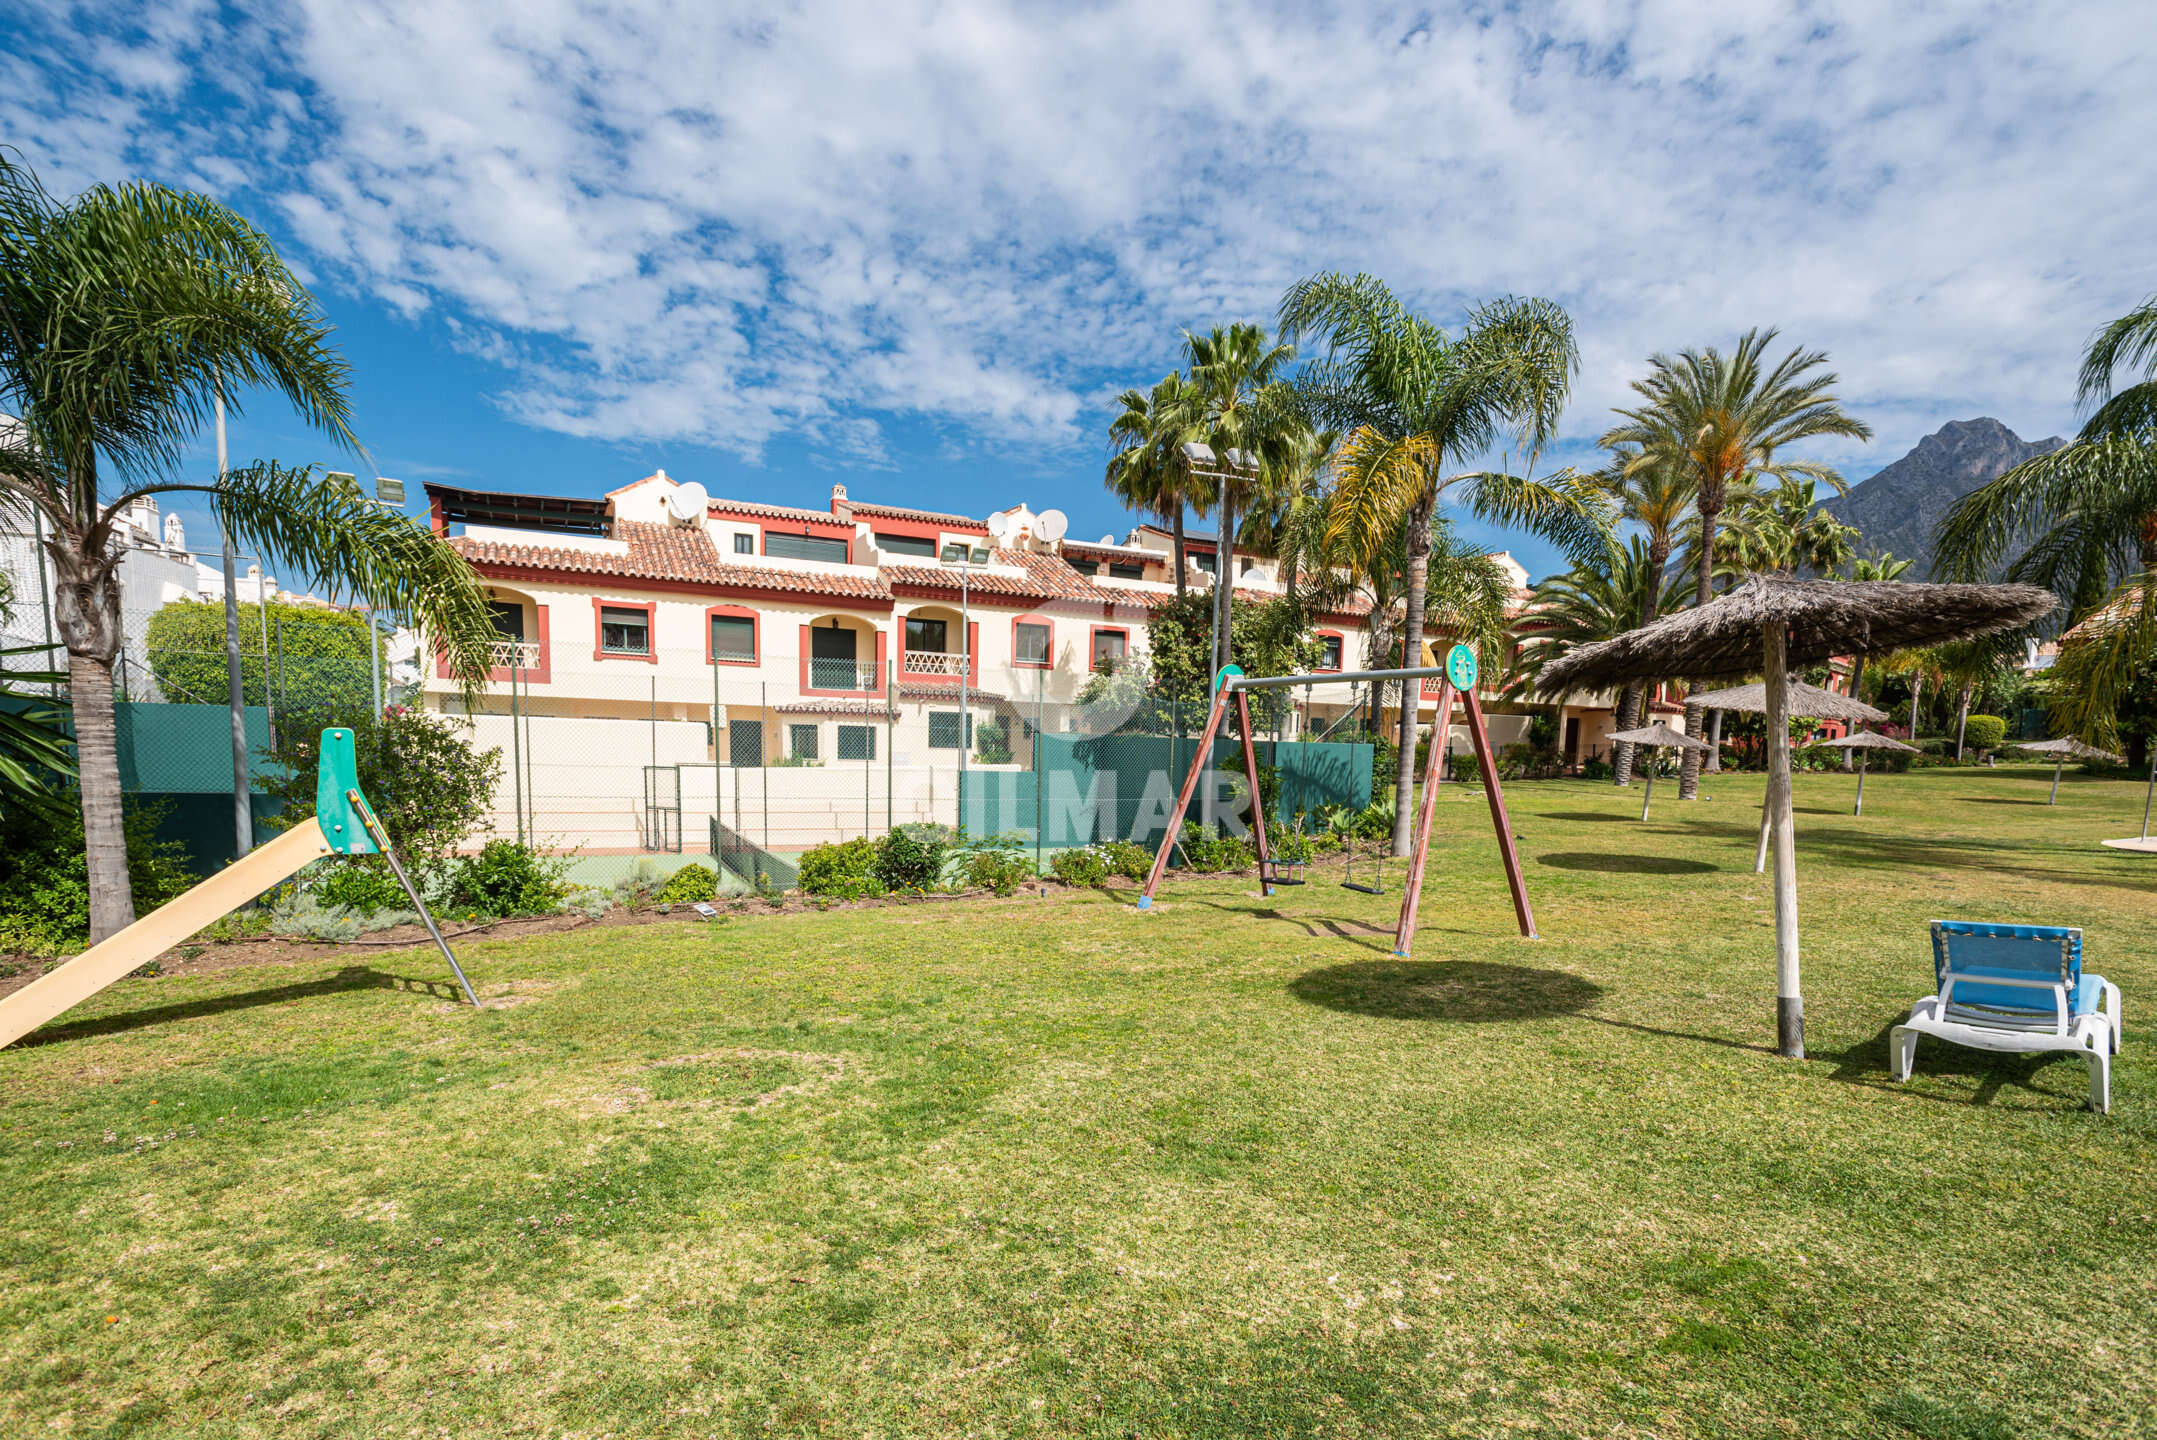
(0, 821, 332, 1049)
(0, 727, 476, 1051)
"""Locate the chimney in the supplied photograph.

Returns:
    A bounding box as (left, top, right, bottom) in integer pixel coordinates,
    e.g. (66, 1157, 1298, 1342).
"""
(830, 482, 852, 521)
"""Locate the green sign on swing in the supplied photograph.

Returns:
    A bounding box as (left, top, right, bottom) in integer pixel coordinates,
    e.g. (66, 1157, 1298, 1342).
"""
(1446, 643, 1478, 691)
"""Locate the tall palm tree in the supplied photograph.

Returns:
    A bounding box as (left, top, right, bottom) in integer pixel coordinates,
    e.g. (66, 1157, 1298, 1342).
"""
(1936, 295, 2157, 741)
(1242, 426, 1339, 618)
(1602, 329, 1872, 799)
(1280, 272, 1608, 854)
(0, 155, 499, 942)
(1511, 536, 1693, 703)
(1106, 373, 1203, 598)
(1184, 324, 1300, 676)
(1595, 445, 1694, 786)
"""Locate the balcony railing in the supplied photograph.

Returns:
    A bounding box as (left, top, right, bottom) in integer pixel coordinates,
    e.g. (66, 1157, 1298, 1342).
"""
(808, 657, 880, 690)
(901, 651, 970, 677)
(489, 640, 544, 670)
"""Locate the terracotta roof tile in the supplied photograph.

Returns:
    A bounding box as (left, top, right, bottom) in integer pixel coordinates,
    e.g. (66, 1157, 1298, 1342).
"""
(453, 521, 892, 600)
(708, 497, 847, 525)
(852, 501, 984, 527)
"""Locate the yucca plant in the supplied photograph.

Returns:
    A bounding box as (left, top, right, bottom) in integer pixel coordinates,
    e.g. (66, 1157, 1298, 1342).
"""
(0, 153, 499, 942)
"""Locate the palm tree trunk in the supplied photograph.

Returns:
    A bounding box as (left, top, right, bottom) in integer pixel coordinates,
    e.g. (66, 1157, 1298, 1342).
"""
(1612, 681, 1643, 786)
(69, 651, 137, 943)
(1613, 536, 1672, 788)
(1392, 496, 1434, 856)
(1678, 502, 1718, 801)
(1171, 506, 1188, 600)
(1953, 681, 1973, 761)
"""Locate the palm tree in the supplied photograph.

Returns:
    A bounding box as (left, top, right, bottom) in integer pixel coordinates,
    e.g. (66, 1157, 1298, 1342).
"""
(1602, 329, 1872, 799)
(1511, 536, 1693, 704)
(0, 155, 499, 942)
(1242, 426, 1339, 618)
(1936, 295, 2157, 741)
(1595, 446, 1694, 786)
(1184, 324, 1300, 676)
(1280, 272, 1607, 854)
(1107, 373, 1203, 598)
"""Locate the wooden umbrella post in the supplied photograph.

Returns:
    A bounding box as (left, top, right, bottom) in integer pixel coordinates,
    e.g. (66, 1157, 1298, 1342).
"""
(1764, 631, 1803, 1059)
(1754, 798, 1770, 873)
(1640, 763, 1654, 822)
(2050, 755, 2064, 806)
(1855, 749, 1869, 816)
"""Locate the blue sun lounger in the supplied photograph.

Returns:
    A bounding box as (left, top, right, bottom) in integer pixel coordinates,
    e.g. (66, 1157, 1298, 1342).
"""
(1890, 922, 2122, 1113)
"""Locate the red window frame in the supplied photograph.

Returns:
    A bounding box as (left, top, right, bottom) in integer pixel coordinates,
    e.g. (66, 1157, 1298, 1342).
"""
(1012, 613, 1054, 669)
(1315, 629, 1345, 672)
(593, 597, 659, 663)
(1089, 625, 1129, 671)
(705, 604, 759, 665)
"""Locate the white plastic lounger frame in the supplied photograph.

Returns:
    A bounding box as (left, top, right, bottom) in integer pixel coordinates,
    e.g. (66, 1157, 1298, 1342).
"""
(1889, 921, 2122, 1113)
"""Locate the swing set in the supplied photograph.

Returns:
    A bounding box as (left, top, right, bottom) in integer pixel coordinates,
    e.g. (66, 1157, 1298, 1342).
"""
(1135, 645, 1537, 954)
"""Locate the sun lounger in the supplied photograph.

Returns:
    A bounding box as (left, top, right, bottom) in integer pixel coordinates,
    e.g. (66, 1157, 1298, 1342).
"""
(1889, 922, 2122, 1113)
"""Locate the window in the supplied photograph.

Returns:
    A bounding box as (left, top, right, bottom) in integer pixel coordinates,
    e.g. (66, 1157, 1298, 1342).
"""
(837, 724, 876, 760)
(905, 616, 950, 654)
(1014, 621, 1050, 666)
(1320, 634, 1343, 671)
(727, 720, 763, 767)
(876, 533, 936, 558)
(808, 625, 859, 689)
(928, 711, 974, 750)
(1192, 552, 1216, 574)
(789, 724, 819, 760)
(1091, 629, 1127, 670)
(765, 531, 850, 563)
(1241, 558, 1257, 575)
(600, 605, 650, 655)
(1107, 561, 1145, 581)
(733, 532, 754, 554)
(487, 600, 524, 641)
(709, 614, 755, 662)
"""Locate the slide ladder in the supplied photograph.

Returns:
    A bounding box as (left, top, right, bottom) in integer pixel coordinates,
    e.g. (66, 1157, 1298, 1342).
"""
(0, 728, 475, 1050)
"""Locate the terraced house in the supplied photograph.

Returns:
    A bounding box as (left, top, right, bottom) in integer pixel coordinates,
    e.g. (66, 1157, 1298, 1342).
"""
(418, 470, 1552, 862)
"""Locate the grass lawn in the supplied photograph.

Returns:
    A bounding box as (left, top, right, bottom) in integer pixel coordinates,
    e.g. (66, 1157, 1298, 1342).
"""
(3, 763, 2154, 1438)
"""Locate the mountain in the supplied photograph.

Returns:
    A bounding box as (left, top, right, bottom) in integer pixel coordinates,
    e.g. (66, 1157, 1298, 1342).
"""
(1818, 418, 2063, 578)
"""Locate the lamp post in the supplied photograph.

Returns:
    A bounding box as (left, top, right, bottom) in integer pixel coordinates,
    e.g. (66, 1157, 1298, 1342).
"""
(215, 382, 252, 858)
(1179, 442, 1261, 680)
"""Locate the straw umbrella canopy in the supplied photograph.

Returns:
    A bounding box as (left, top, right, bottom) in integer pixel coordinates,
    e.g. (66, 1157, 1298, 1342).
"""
(1817, 730, 1921, 818)
(2019, 736, 2126, 806)
(1537, 575, 2055, 1059)
(1686, 682, 1893, 859)
(1606, 722, 1710, 821)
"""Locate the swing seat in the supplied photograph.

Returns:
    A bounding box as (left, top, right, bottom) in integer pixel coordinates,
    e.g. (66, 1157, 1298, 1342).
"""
(1261, 859, 1305, 886)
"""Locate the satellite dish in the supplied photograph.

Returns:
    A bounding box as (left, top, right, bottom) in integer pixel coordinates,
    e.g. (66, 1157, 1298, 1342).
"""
(1037, 509, 1068, 543)
(1098, 534, 1114, 545)
(666, 482, 709, 523)
(986, 512, 1011, 538)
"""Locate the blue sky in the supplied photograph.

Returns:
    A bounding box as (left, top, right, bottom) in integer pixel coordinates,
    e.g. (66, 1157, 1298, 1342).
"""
(6, 1, 2153, 582)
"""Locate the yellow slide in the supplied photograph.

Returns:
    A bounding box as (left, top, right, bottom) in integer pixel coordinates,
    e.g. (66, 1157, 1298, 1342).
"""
(0, 727, 475, 1050)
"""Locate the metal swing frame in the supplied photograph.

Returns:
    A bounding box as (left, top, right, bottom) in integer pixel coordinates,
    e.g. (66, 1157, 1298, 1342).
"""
(1135, 663, 1537, 954)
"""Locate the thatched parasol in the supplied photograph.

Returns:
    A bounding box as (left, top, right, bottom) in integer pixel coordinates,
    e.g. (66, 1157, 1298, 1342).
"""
(1686, 679, 1887, 725)
(1538, 575, 2055, 1059)
(1818, 731, 1921, 817)
(2018, 736, 2125, 806)
(1607, 722, 1710, 822)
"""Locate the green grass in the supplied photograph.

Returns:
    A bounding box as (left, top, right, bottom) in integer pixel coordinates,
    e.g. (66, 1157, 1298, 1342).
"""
(3, 763, 2154, 1437)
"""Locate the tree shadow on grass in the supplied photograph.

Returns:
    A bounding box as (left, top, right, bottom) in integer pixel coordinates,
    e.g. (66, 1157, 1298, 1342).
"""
(1290, 960, 1604, 1022)
(1668, 817, 2157, 893)
(1537, 852, 1719, 875)
(1535, 811, 1641, 824)
(1819, 1018, 2094, 1107)
(17, 965, 459, 1047)
(1965, 797, 2048, 805)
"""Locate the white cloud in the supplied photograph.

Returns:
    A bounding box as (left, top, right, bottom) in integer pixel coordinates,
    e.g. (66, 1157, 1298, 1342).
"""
(3, 0, 2153, 484)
